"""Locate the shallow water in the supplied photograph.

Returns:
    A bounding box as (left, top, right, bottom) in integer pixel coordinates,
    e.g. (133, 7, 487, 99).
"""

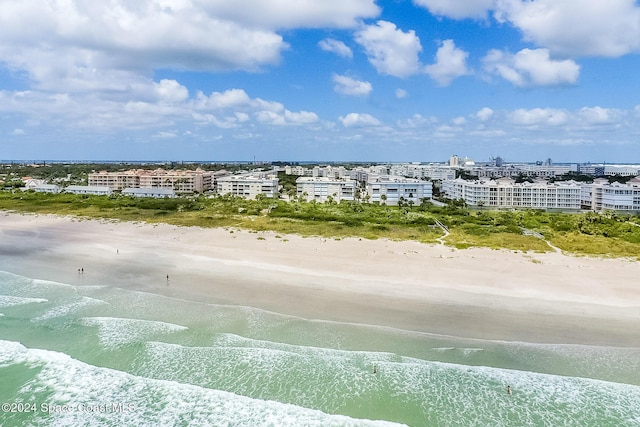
(1, 270, 639, 426)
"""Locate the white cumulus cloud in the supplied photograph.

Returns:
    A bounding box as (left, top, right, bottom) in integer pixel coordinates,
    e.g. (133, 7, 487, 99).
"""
(318, 39, 353, 58)
(0, 0, 287, 93)
(424, 40, 471, 86)
(284, 110, 320, 124)
(333, 75, 372, 96)
(495, 0, 640, 57)
(154, 80, 189, 103)
(195, 89, 319, 126)
(483, 48, 580, 87)
(511, 108, 569, 126)
(0, 0, 380, 101)
(413, 0, 495, 19)
(578, 106, 621, 125)
(196, 89, 252, 110)
(355, 21, 423, 77)
(339, 113, 381, 127)
(201, 0, 380, 29)
(476, 107, 494, 121)
(415, 0, 640, 58)
(397, 114, 433, 128)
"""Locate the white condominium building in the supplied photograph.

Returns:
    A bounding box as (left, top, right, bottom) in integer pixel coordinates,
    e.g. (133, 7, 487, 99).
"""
(463, 164, 577, 179)
(421, 167, 456, 181)
(296, 177, 356, 203)
(88, 168, 214, 193)
(576, 164, 640, 177)
(582, 178, 640, 212)
(603, 166, 640, 176)
(368, 165, 390, 175)
(284, 165, 306, 176)
(389, 164, 456, 181)
(216, 173, 279, 199)
(367, 175, 433, 206)
(442, 178, 582, 210)
(516, 164, 578, 177)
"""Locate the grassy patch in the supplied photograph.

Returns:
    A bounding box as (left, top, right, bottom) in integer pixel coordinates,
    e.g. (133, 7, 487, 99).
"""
(444, 230, 552, 252)
(550, 233, 640, 259)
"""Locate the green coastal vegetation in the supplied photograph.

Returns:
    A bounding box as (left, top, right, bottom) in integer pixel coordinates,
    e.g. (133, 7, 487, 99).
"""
(1, 190, 639, 259)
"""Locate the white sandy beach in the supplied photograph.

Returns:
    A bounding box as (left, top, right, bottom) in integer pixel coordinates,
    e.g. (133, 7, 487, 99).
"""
(1, 211, 639, 346)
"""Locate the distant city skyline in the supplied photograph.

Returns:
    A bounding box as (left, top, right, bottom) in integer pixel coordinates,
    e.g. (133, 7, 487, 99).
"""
(1, 1, 640, 162)
(4, 158, 640, 168)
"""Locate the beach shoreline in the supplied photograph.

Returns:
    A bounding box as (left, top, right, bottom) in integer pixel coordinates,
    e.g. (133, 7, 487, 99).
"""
(1, 211, 639, 347)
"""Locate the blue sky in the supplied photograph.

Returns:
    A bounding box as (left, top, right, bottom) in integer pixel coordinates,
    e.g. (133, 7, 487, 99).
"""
(1, 0, 640, 163)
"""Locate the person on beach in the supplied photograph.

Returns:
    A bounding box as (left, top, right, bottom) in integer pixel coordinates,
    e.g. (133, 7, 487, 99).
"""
(507, 385, 511, 395)
(373, 365, 377, 374)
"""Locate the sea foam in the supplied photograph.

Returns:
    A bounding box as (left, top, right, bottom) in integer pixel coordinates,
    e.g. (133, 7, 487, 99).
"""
(79, 317, 189, 348)
(136, 334, 640, 427)
(33, 296, 109, 322)
(0, 295, 48, 308)
(0, 340, 405, 427)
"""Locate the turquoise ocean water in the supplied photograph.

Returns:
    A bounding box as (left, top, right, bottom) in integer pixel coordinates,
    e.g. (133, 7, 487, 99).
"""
(1, 269, 640, 426)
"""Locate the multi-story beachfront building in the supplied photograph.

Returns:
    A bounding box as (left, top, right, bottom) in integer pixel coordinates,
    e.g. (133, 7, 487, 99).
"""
(366, 175, 433, 206)
(296, 177, 356, 203)
(88, 168, 215, 193)
(581, 178, 640, 212)
(294, 175, 433, 205)
(88, 170, 143, 190)
(442, 178, 582, 210)
(216, 173, 279, 199)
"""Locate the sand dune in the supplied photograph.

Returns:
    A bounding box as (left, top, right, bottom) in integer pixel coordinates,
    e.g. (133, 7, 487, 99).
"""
(1, 211, 639, 346)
